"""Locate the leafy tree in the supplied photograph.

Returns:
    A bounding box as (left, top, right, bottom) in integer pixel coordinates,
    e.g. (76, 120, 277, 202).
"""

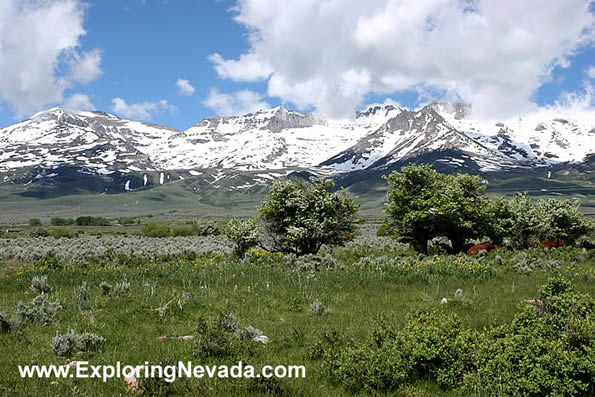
(536, 198, 593, 245)
(259, 178, 358, 255)
(383, 164, 442, 254)
(506, 193, 546, 249)
(435, 173, 486, 253)
(484, 196, 516, 246)
(383, 164, 486, 254)
(224, 218, 260, 257)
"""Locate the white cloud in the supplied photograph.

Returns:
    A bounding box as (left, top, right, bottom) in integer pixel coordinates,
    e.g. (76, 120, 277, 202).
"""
(202, 88, 270, 116)
(111, 98, 176, 120)
(211, 0, 594, 119)
(69, 49, 102, 84)
(176, 78, 196, 96)
(0, 0, 102, 116)
(588, 67, 595, 79)
(63, 94, 95, 112)
(208, 53, 272, 81)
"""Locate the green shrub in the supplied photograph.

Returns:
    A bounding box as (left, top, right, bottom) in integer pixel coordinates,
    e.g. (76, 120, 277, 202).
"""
(51, 329, 105, 356)
(75, 216, 110, 226)
(114, 281, 130, 295)
(321, 278, 593, 395)
(192, 221, 221, 236)
(463, 278, 594, 395)
(31, 275, 51, 294)
(28, 218, 42, 226)
(50, 217, 75, 226)
(171, 225, 195, 237)
(224, 218, 260, 257)
(140, 222, 170, 237)
(15, 295, 62, 325)
(76, 281, 91, 310)
(259, 177, 358, 255)
(0, 313, 11, 333)
(50, 228, 74, 239)
(117, 217, 136, 225)
(536, 198, 593, 245)
(29, 228, 49, 237)
(194, 313, 255, 360)
(323, 310, 477, 392)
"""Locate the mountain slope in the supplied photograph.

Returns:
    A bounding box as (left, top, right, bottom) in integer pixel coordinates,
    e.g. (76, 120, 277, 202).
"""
(0, 103, 593, 185)
(0, 107, 179, 173)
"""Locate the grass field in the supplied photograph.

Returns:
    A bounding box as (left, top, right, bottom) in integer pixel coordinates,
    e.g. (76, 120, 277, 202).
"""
(0, 234, 593, 395)
(0, 170, 593, 395)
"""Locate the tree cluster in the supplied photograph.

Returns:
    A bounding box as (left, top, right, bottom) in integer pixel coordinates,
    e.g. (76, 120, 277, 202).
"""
(383, 164, 592, 253)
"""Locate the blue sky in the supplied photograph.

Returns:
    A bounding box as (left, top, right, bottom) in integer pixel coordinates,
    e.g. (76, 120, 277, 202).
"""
(0, 0, 593, 130)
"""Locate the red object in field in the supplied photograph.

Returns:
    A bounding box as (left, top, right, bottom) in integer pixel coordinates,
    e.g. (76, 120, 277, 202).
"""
(535, 238, 565, 249)
(467, 241, 500, 255)
(342, 235, 354, 241)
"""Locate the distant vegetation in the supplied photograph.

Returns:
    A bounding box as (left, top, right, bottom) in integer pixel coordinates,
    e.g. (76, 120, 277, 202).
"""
(49, 217, 75, 226)
(28, 218, 42, 227)
(74, 216, 110, 227)
(140, 221, 221, 238)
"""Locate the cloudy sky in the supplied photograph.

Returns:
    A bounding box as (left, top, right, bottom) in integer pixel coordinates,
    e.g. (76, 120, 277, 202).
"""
(0, 0, 593, 129)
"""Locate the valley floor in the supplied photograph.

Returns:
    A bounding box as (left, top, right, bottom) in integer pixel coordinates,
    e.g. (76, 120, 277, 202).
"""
(0, 237, 593, 395)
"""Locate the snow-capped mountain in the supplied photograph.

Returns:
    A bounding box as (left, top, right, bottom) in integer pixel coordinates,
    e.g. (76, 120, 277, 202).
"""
(161, 106, 402, 170)
(0, 103, 593, 184)
(0, 107, 179, 174)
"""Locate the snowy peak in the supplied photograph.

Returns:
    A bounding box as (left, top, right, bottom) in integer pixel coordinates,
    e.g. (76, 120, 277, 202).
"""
(0, 103, 592, 178)
(0, 108, 179, 173)
(188, 106, 323, 135)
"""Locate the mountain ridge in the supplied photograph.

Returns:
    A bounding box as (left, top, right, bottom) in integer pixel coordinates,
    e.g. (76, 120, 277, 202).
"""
(0, 103, 593, 194)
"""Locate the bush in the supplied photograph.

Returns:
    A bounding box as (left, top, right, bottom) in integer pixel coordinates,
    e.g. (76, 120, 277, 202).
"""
(192, 221, 221, 236)
(75, 216, 110, 226)
(224, 218, 260, 257)
(29, 228, 49, 237)
(463, 278, 594, 395)
(536, 198, 593, 245)
(194, 313, 255, 360)
(31, 275, 51, 294)
(171, 225, 195, 237)
(76, 281, 91, 310)
(140, 222, 171, 238)
(50, 228, 74, 239)
(15, 295, 62, 325)
(117, 217, 136, 225)
(51, 329, 105, 356)
(321, 278, 594, 394)
(259, 178, 358, 255)
(114, 281, 130, 295)
(50, 217, 75, 226)
(28, 218, 42, 226)
(311, 300, 331, 316)
(323, 310, 476, 392)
